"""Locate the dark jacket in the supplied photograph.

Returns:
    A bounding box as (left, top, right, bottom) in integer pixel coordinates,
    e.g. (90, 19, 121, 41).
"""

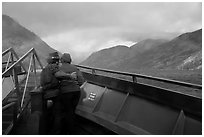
(40, 64, 60, 99)
(59, 63, 84, 93)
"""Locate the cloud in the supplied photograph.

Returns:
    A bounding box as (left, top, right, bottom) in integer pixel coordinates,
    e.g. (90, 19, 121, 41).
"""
(42, 28, 136, 63)
(3, 2, 202, 63)
(3, 3, 201, 36)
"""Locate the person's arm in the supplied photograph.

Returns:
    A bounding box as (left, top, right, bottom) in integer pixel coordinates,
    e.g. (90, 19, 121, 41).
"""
(76, 69, 85, 86)
(48, 64, 75, 80)
(40, 67, 59, 91)
(55, 70, 76, 80)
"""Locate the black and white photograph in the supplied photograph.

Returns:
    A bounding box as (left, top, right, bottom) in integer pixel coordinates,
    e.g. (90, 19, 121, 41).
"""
(2, 2, 202, 135)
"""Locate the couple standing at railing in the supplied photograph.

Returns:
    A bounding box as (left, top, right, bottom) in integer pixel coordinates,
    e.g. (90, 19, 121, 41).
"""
(40, 52, 85, 134)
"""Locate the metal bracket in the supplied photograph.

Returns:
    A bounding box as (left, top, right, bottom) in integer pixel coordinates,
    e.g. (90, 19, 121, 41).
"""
(172, 110, 185, 135)
(114, 92, 129, 122)
(92, 87, 107, 113)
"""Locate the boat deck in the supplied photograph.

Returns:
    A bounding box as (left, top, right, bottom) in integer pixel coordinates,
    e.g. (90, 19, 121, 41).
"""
(11, 109, 116, 135)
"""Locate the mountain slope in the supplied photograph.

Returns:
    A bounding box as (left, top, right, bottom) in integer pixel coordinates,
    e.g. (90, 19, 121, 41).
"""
(2, 15, 58, 66)
(81, 45, 130, 69)
(129, 39, 168, 55)
(81, 29, 202, 71)
(81, 39, 168, 68)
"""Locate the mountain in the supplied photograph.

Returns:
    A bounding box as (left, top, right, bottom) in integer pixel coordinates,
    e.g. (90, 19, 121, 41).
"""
(81, 29, 202, 71)
(81, 45, 130, 69)
(130, 39, 168, 54)
(2, 15, 59, 66)
(81, 39, 168, 69)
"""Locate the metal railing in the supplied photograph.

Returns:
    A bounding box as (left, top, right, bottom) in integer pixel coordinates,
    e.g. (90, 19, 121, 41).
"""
(76, 65, 202, 90)
(2, 102, 16, 112)
(2, 47, 27, 73)
(2, 47, 44, 117)
(2, 48, 26, 86)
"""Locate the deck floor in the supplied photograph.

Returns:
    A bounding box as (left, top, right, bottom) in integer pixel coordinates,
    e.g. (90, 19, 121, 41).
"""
(11, 108, 116, 135)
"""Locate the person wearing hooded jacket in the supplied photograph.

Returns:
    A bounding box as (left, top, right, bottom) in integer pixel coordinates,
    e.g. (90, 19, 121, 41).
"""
(59, 53, 84, 134)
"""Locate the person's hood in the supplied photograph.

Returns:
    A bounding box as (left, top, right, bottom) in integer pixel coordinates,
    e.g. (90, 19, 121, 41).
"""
(61, 53, 72, 63)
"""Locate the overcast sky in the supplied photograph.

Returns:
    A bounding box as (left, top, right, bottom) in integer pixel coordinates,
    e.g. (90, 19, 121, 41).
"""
(2, 2, 202, 63)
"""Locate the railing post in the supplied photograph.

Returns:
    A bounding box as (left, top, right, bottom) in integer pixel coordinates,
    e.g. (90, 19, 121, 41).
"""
(33, 50, 44, 69)
(11, 52, 20, 112)
(33, 53, 37, 88)
(92, 69, 96, 75)
(132, 75, 137, 83)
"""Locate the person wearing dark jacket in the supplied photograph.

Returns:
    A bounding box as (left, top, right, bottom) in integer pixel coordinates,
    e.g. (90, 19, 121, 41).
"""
(40, 52, 76, 134)
(59, 53, 84, 134)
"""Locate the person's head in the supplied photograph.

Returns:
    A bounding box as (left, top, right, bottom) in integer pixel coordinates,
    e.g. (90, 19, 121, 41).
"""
(47, 52, 60, 64)
(61, 53, 72, 64)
